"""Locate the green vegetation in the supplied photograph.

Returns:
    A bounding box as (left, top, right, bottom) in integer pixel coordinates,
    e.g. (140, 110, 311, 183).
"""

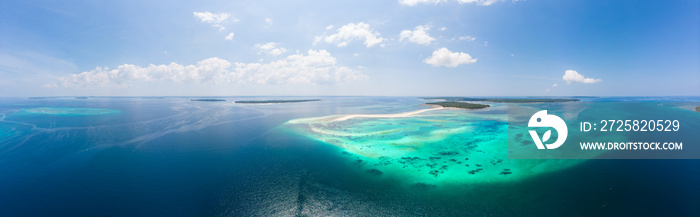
(696, 106, 700, 112)
(421, 97, 579, 103)
(190, 99, 226, 102)
(426, 101, 490, 109)
(234, 99, 321, 104)
(570, 96, 599, 98)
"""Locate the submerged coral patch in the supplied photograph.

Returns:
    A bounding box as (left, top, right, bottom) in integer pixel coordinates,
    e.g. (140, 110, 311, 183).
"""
(286, 108, 583, 185)
(21, 107, 120, 116)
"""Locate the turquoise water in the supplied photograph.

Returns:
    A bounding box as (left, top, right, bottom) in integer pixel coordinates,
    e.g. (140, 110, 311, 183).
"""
(285, 105, 584, 186)
(507, 102, 700, 159)
(0, 96, 699, 216)
(19, 107, 121, 116)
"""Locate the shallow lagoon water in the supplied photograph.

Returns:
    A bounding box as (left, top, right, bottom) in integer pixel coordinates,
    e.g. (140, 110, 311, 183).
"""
(285, 106, 585, 186)
(0, 97, 699, 216)
(20, 107, 121, 116)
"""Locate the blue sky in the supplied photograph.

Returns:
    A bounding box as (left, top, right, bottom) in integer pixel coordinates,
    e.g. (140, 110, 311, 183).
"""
(0, 0, 698, 96)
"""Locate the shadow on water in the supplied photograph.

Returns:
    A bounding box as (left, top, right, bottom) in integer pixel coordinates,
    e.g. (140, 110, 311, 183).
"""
(214, 127, 700, 216)
(1, 97, 698, 216)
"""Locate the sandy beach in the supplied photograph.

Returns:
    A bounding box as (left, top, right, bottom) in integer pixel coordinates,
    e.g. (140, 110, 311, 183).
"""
(330, 107, 443, 122)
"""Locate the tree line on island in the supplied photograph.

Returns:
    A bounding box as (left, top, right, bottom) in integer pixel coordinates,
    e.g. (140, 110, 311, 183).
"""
(190, 99, 321, 103)
(422, 97, 582, 110)
(426, 101, 490, 109)
(421, 97, 580, 103)
(234, 99, 321, 104)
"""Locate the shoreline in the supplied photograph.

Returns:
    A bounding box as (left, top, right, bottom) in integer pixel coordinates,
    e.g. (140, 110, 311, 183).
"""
(424, 104, 489, 110)
(331, 107, 443, 122)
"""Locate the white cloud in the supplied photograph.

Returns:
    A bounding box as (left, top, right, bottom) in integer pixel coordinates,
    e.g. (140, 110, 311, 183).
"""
(265, 18, 272, 24)
(399, 25, 435, 45)
(255, 42, 287, 56)
(562, 70, 602, 84)
(55, 67, 127, 88)
(552, 83, 558, 87)
(457, 0, 500, 6)
(315, 22, 385, 48)
(440, 27, 447, 31)
(423, 47, 477, 67)
(225, 32, 235, 40)
(545, 88, 550, 92)
(398, 0, 446, 6)
(57, 57, 231, 88)
(223, 50, 367, 85)
(52, 50, 365, 88)
(193, 12, 230, 24)
(399, 0, 500, 6)
(458, 36, 476, 41)
(193, 11, 234, 31)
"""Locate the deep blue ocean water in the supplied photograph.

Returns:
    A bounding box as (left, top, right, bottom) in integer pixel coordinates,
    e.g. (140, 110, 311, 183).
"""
(0, 96, 699, 216)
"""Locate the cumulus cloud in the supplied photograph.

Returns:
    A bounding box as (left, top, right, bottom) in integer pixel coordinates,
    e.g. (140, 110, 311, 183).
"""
(223, 50, 367, 85)
(255, 42, 287, 56)
(399, 25, 435, 45)
(57, 57, 231, 88)
(398, 0, 446, 6)
(52, 50, 365, 88)
(193, 11, 234, 31)
(458, 36, 476, 41)
(457, 0, 500, 6)
(562, 70, 602, 84)
(225, 32, 235, 40)
(552, 83, 558, 87)
(265, 18, 272, 24)
(424, 47, 477, 67)
(399, 0, 500, 6)
(315, 22, 384, 48)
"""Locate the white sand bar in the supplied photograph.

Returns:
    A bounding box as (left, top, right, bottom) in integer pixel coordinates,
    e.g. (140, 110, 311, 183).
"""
(331, 108, 443, 122)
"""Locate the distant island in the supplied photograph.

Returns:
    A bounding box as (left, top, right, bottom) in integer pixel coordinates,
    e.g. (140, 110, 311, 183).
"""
(570, 96, 599, 98)
(696, 106, 700, 112)
(190, 99, 226, 102)
(421, 97, 579, 103)
(234, 99, 321, 104)
(426, 101, 490, 109)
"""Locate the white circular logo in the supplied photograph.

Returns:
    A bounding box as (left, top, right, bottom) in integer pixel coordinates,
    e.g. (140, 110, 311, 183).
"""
(528, 110, 568, 149)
